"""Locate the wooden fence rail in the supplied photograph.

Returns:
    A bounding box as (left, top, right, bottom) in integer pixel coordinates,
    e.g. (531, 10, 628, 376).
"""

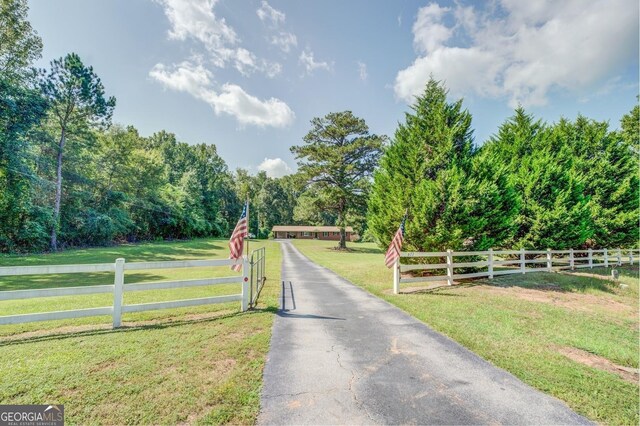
(393, 248, 640, 294)
(0, 256, 249, 328)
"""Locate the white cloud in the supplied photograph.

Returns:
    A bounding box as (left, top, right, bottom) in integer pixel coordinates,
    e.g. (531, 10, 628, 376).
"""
(412, 3, 451, 54)
(299, 49, 332, 74)
(357, 61, 368, 82)
(395, 0, 639, 107)
(271, 32, 298, 53)
(157, 0, 236, 67)
(150, 61, 294, 128)
(256, 1, 285, 27)
(156, 0, 280, 77)
(207, 84, 294, 127)
(149, 60, 213, 95)
(257, 157, 293, 177)
(262, 61, 282, 78)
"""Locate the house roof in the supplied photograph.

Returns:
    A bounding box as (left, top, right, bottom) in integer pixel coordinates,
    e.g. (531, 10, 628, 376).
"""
(272, 225, 354, 233)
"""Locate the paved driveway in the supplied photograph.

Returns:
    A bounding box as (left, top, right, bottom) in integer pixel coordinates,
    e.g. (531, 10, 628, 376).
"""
(258, 240, 590, 425)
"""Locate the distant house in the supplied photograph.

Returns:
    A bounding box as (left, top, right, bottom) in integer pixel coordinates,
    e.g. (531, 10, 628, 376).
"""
(272, 225, 358, 241)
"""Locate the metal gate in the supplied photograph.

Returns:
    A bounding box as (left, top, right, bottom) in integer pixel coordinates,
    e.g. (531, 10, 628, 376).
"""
(249, 247, 266, 308)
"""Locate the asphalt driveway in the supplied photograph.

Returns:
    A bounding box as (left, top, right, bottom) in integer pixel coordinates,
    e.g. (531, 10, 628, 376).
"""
(258, 240, 590, 425)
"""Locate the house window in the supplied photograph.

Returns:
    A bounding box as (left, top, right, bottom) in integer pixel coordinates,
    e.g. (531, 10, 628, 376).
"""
(334, 232, 339, 236)
(303, 231, 310, 237)
(323, 232, 329, 237)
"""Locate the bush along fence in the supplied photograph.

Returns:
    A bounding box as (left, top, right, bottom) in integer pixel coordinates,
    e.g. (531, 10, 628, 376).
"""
(392, 248, 640, 294)
(0, 255, 262, 328)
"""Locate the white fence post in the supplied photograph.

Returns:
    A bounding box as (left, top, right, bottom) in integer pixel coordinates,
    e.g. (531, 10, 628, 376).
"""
(604, 248, 608, 268)
(588, 248, 593, 269)
(488, 248, 494, 279)
(520, 248, 525, 274)
(241, 256, 250, 311)
(569, 248, 575, 270)
(446, 250, 453, 286)
(617, 248, 622, 266)
(393, 259, 400, 294)
(546, 248, 552, 272)
(113, 258, 125, 328)
(630, 250, 634, 265)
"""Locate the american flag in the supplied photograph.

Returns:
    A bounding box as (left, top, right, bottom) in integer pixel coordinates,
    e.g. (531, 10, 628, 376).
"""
(229, 201, 248, 271)
(385, 214, 406, 268)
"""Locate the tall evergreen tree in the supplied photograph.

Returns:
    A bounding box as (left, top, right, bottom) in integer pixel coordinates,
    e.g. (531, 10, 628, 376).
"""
(40, 53, 116, 250)
(480, 109, 591, 249)
(368, 79, 515, 251)
(291, 111, 385, 249)
(551, 114, 638, 247)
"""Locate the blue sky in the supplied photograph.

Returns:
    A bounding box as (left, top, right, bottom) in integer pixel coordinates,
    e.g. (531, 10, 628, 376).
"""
(28, 0, 639, 177)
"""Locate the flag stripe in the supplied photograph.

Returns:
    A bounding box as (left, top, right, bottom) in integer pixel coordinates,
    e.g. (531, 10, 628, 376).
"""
(385, 215, 406, 268)
(229, 202, 249, 271)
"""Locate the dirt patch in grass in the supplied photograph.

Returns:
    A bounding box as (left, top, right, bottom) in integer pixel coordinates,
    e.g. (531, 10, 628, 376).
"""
(478, 285, 635, 317)
(558, 347, 639, 384)
(387, 281, 636, 319)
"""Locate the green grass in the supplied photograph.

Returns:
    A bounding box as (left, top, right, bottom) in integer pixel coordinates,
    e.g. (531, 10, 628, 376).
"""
(0, 238, 282, 424)
(292, 239, 639, 426)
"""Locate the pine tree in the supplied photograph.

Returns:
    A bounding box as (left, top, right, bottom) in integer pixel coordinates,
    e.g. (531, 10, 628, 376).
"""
(291, 111, 385, 249)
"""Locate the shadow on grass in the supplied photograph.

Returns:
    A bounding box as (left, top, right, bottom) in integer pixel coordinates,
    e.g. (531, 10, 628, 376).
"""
(345, 246, 384, 254)
(475, 269, 621, 294)
(583, 264, 639, 279)
(0, 308, 269, 347)
(0, 272, 169, 291)
(0, 239, 227, 265)
(319, 245, 383, 255)
(400, 282, 480, 296)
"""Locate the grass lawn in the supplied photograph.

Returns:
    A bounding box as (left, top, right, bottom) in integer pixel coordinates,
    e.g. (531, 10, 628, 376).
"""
(292, 239, 639, 426)
(0, 238, 281, 424)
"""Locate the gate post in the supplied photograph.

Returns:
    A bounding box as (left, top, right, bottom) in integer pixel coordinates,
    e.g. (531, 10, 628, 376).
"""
(113, 258, 125, 328)
(604, 248, 608, 268)
(393, 259, 400, 294)
(520, 248, 526, 274)
(546, 248, 552, 272)
(446, 250, 453, 286)
(241, 256, 250, 311)
(588, 248, 593, 269)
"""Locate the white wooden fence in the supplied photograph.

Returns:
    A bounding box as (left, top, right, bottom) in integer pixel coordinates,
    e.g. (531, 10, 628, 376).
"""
(393, 248, 640, 294)
(0, 257, 250, 328)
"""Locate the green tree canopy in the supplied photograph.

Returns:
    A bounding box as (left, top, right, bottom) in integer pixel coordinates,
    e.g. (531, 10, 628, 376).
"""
(368, 78, 517, 251)
(0, 0, 42, 79)
(40, 53, 116, 250)
(291, 111, 385, 248)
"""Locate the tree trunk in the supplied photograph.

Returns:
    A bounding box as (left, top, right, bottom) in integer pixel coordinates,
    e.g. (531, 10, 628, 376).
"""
(337, 199, 346, 249)
(51, 129, 65, 251)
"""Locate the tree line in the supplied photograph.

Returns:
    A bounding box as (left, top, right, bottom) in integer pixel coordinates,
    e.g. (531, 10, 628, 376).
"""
(1, 0, 638, 253)
(368, 80, 639, 251)
(0, 0, 303, 252)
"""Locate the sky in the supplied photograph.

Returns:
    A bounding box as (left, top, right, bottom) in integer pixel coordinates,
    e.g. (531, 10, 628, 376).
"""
(28, 0, 639, 177)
